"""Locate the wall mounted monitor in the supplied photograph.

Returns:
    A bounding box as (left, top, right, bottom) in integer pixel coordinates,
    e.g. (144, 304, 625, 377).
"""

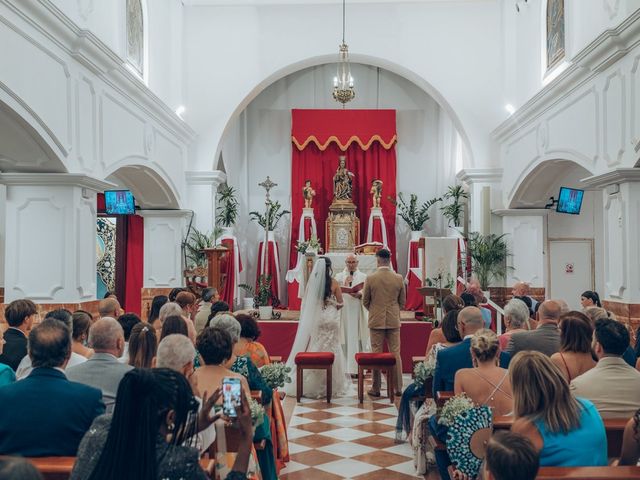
(556, 187, 584, 215)
(104, 190, 135, 215)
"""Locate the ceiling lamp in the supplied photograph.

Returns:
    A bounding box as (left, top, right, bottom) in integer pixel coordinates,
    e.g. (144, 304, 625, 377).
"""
(332, 0, 355, 106)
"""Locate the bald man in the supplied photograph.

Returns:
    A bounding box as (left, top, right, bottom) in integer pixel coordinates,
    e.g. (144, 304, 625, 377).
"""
(335, 254, 370, 375)
(512, 281, 538, 311)
(98, 298, 121, 319)
(506, 300, 561, 356)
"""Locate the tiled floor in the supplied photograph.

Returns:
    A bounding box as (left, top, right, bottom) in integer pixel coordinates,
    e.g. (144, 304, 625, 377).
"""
(280, 375, 422, 480)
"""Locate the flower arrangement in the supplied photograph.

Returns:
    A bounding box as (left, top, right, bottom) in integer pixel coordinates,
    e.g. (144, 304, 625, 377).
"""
(249, 397, 265, 428)
(296, 235, 321, 254)
(438, 393, 475, 427)
(413, 360, 435, 388)
(259, 363, 292, 390)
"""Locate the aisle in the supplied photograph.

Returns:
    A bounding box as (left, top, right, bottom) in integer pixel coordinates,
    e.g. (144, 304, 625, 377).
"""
(280, 375, 421, 479)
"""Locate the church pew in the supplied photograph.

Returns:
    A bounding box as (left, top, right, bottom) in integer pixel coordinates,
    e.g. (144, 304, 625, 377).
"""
(435, 390, 454, 408)
(494, 416, 628, 458)
(22, 457, 215, 479)
(536, 466, 640, 479)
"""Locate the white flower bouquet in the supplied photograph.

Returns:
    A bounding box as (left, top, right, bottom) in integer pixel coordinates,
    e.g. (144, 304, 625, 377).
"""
(259, 363, 292, 390)
(413, 360, 435, 388)
(249, 397, 265, 428)
(437, 393, 475, 427)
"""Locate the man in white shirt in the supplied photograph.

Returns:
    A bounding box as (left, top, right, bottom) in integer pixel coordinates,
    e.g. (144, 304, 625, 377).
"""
(335, 254, 369, 375)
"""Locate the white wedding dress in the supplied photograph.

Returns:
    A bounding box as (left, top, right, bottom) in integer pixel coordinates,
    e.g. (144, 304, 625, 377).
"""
(285, 259, 351, 399)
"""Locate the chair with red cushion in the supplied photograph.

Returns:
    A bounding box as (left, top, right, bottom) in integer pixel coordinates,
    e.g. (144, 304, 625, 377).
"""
(355, 352, 396, 404)
(294, 352, 335, 403)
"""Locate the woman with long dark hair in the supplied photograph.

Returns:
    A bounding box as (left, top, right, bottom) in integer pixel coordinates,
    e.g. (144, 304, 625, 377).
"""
(580, 291, 602, 308)
(71, 368, 253, 480)
(148, 295, 168, 325)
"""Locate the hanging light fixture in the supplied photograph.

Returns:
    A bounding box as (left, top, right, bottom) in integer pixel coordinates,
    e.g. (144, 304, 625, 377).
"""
(332, 0, 355, 106)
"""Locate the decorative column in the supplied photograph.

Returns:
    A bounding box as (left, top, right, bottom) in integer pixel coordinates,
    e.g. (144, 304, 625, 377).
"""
(0, 173, 113, 307)
(582, 169, 640, 330)
(137, 209, 190, 316)
(456, 168, 503, 234)
(494, 209, 548, 303)
(185, 170, 227, 233)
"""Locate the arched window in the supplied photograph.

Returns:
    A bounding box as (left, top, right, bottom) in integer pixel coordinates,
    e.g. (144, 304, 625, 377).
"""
(546, 0, 565, 70)
(126, 0, 145, 78)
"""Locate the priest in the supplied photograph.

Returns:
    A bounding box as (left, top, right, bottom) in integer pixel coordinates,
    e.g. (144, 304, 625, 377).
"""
(336, 254, 370, 374)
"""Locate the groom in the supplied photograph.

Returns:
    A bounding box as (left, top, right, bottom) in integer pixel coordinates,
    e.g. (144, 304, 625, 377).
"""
(363, 248, 406, 396)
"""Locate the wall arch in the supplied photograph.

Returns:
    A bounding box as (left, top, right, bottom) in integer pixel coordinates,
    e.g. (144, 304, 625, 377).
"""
(104, 161, 180, 209)
(210, 54, 475, 171)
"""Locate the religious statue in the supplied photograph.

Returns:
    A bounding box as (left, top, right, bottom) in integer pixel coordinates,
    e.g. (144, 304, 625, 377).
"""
(370, 179, 383, 208)
(303, 179, 316, 208)
(333, 155, 354, 201)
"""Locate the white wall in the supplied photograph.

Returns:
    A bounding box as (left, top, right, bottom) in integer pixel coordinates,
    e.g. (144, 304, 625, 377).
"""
(184, 0, 505, 173)
(219, 63, 465, 297)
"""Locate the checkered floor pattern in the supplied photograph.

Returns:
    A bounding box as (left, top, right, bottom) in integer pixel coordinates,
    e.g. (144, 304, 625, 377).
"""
(280, 376, 422, 480)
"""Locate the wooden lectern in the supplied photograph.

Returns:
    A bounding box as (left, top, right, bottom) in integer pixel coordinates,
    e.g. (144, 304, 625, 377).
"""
(203, 246, 229, 293)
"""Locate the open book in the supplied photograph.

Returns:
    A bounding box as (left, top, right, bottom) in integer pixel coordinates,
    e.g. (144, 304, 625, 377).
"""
(340, 282, 364, 294)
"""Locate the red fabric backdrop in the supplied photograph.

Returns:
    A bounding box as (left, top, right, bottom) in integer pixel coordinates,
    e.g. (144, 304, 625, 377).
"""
(289, 110, 397, 269)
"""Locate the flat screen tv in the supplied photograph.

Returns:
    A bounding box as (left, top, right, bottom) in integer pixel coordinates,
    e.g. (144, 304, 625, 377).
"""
(556, 187, 584, 215)
(104, 190, 135, 215)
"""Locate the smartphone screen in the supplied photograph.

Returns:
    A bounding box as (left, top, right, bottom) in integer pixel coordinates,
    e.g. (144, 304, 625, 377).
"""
(222, 377, 242, 418)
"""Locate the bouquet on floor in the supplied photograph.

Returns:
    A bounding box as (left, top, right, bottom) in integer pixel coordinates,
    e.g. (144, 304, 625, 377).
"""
(437, 393, 475, 427)
(249, 398, 265, 428)
(259, 363, 292, 390)
(413, 359, 436, 388)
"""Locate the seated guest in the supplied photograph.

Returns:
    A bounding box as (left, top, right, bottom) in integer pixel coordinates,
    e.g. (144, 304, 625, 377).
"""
(570, 318, 640, 418)
(455, 329, 513, 416)
(0, 457, 44, 480)
(70, 368, 253, 480)
(127, 323, 157, 369)
(157, 302, 196, 343)
(581, 290, 602, 308)
(235, 313, 271, 368)
(71, 310, 94, 359)
(16, 309, 87, 380)
(66, 318, 133, 413)
(506, 300, 561, 357)
(0, 319, 104, 456)
(156, 334, 217, 452)
(116, 312, 141, 363)
(0, 299, 37, 371)
(512, 281, 538, 312)
(550, 312, 596, 382)
(160, 315, 189, 340)
(0, 336, 15, 387)
(195, 287, 219, 334)
(424, 294, 464, 355)
(510, 351, 607, 467)
(168, 287, 186, 302)
(176, 291, 198, 320)
(499, 298, 530, 350)
(148, 294, 168, 325)
(554, 299, 570, 314)
(433, 307, 509, 397)
(618, 407, 640, 465)
(464, 282, 492, 328)
(206, 301, 231, 328)
(397, 309, 462, 442)
(584, 307, 636, 367)
(98, 297, 120, 319)
(480, 431, 540, 480)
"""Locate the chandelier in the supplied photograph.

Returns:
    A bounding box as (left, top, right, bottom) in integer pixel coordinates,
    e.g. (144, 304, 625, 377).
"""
(332, 0, 355, 106)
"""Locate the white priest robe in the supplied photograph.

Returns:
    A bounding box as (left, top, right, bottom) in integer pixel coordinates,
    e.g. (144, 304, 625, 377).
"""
(335, 268, 370, 374)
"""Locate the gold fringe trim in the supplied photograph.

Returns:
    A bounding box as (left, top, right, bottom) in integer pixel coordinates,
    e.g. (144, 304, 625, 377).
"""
(292, 134, 397, 151)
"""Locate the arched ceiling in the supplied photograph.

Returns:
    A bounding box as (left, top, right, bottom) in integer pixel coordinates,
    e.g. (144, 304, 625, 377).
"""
(106, 165, 179, 209)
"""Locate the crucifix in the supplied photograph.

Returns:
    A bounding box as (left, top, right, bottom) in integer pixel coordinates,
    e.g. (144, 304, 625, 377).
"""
(259, 176, 277, 277)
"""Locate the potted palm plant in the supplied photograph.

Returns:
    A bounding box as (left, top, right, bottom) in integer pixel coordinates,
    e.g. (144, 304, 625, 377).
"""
(216, 185, 239, 234)
(240, 275, 279, 319)
(185, 227, 216, 268)
(441, 185, 468, 235)
(389, 193, 441, 240)
(249, 200, 291, 234)
(466, 232, 511, 293)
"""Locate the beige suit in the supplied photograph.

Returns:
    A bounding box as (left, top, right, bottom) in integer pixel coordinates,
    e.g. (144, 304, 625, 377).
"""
(363, 266, 406, 393)
(570, 356, 640, 418)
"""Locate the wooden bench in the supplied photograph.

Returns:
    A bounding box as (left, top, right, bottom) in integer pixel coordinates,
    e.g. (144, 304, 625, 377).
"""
(22, 457, 215, 480)
(494, 416, 628, 458)
(269, 356, 283, 363)
(411, 356, 425, 379)
(435, 390, 454, 408)
(536, 466, 640, 479)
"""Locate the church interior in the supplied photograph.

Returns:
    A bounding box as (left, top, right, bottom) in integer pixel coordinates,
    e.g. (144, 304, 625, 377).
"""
(2, 0, 640, 479)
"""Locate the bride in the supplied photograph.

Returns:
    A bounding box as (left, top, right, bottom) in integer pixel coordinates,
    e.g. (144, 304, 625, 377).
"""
(285, 257, 352, 398)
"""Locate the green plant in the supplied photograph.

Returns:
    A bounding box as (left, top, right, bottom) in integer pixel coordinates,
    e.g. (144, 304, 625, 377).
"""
(216, 185, 239, 227)
(249, 201, 290, 230)
(467, 232, 511, 290)
(239, 275, 280, 308)
(296, 235, 321, 254)
(441, 185, 468, 228)
(389, 193, 441, 231)
(185, 227, 216, 268)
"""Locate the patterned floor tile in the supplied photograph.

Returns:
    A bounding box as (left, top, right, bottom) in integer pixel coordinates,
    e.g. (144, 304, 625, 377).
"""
(287, 427, 314, 440)
(292, 434, 344, 448)
(351, 450, 414, 468)
(295, 421, 342, 434)
(351, 434, 398, 449)
(316, 441, 378, 458)
(351, 468, 421, 480)
(351, 411, 394, 421)
(289, 449, 345, 467)
(297, 410, 341, 421)
(278, 461, 309, 475)
(324, 406, 368, 416)
(382, 443, 414, 458)
(375, 416, 401, 426)
(289, 416, 315, 426)
(386, 459, 423, 476)
(287, 442, 312, 454)
(350, 421, 395, 434)
(314, 458, 381, 477)
(320, 416, 370, 428)
(318, 427, 372, 442)
(303, 401, 343, 410)
(280, 467, 345, 480)
(292, 405, 321, 415)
